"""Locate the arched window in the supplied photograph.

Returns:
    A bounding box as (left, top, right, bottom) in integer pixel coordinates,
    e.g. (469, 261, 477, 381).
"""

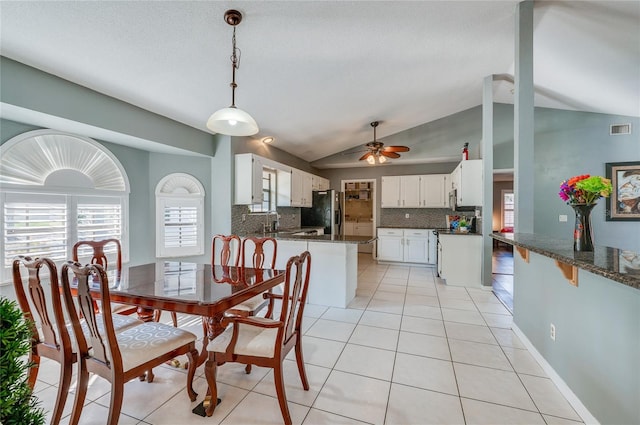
(155, 173, 205, 258)
(0, 130, 129, 281)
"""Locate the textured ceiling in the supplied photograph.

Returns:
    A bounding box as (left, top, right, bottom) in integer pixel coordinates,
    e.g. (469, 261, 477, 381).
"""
(1, 1, 638, 166)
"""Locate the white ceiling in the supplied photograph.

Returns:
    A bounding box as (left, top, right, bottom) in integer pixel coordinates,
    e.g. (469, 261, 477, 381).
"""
(1, 1, 638, 166)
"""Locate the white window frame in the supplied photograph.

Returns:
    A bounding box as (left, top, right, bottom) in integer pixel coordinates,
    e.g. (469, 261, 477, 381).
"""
(0, 130, 130, 284)
(501, 190, 515, 230)
(155, 173, 205, 258)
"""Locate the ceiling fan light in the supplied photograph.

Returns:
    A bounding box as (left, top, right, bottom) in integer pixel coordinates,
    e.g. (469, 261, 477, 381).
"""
(378, 154, 387, 164)
(367, 155, 376, 165)
(206, 107, 259, 136)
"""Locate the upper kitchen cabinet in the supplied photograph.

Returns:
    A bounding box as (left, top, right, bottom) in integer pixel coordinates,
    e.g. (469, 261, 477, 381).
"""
(381, 175, 421, 208)
(450, 159, 483, 206)
(380, 176, 401, 208)
(381, 174, 450, 208)
(312, 175, 330, 191)
(235, 153, 264, 205)
(277, 168, 312, 208)
(421, 174, 450, 208)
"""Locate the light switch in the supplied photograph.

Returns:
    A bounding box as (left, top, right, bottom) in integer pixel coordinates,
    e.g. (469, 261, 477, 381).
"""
(559, 214, 568, 222)
(405, 213, 410, 219)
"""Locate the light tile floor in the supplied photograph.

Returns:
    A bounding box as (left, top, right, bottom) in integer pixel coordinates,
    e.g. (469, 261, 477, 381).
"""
(33, 254, 584, 425)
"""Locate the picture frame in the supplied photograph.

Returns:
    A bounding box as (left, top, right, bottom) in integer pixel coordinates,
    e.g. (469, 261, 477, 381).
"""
(605, 161, 640, 221)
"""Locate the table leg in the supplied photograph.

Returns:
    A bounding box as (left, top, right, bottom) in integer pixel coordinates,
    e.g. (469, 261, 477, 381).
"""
(136, 307, 156, 322)
(195, 314, 226, 368)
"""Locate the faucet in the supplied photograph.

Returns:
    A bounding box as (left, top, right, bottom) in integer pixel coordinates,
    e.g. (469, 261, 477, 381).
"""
(263, 212, 272, 233)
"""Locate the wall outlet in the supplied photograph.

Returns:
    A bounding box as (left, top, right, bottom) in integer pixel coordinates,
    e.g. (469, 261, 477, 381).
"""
(550, 323, 556, 341)
(405, 213, 410, 219)
(559, 215, 568, 222)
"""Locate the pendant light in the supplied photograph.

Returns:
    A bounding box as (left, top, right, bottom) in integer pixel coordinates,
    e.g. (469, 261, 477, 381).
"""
(206, 9, 259, 136)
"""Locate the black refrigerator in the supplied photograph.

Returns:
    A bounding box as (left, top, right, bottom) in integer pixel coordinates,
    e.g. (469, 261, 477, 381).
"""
(300, 190, 343, 236)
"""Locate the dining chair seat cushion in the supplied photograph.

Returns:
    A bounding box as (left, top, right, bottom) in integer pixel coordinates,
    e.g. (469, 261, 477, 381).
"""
(66, 313, 144, 351)
(209, 317, 279, 358)
(229, 295, 267, 312)
(112, 322, 197, 372)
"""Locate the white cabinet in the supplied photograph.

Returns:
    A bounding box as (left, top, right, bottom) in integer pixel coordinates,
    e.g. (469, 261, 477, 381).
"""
(312, 176, 330, 191)
(450, 160, 483, 206)
(277, 169, 312, 208)
(381, 175, 420, 208)
(421, 174, 450, 208)
(380, 176, 402, 208)
(377, 228, 404, 262)
(344, 222, 355, 235)
(377, 228, 436, 264)
(401, 175, 421, 208)
(438, 233, 482, 286)
(235, 153, 264, 205)
(382, 174, 450, 208)
(404, 229, 430, 263)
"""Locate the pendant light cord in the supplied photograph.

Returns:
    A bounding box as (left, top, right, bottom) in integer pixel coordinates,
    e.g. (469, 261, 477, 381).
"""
(230, 26, 241, 108)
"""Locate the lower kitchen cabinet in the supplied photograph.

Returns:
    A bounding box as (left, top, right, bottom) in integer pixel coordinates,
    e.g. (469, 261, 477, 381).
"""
(438, 233, 482, 286)
(377, 228, 436, 264)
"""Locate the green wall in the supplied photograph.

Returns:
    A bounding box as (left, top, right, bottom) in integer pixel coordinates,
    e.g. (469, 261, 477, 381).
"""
(514, 252, 639, 425)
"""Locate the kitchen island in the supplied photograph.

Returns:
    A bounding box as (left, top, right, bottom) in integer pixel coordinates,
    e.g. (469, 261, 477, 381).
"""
(242, 232, 376, 308)
(491, 232, 639, 425)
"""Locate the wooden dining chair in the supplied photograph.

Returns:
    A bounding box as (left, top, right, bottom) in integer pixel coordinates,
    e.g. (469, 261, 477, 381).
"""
(200, 251, 311, 424)
(73, 239, 178, 326)
(11, 256, 143, 425)
(60, 261, 199, 425)
(226, 236, 278, 318)
(211, 234, 241, 267)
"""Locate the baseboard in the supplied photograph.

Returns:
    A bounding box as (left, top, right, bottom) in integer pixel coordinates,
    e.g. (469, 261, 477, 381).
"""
(511, 324, 600, 425)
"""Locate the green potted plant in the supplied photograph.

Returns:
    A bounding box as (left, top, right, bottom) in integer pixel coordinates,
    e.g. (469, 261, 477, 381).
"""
(0, 297, 46, 425)
(458, 218, 469, 232)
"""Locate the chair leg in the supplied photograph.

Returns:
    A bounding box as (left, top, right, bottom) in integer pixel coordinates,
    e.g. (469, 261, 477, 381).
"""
(294, 339, 310, 390)
(108, 379, 125, 425)
(244, 364, 252, 374)
(186, 348, 198, 402)
(273, 363, 292, 425)
(146, 368, 155, 383)
(203, 355, 219, 417)
(26, 352, 40, 390)
(50, 358, 73, 425)
(68, 359, 89, 425)
(171, 311, 178, 327)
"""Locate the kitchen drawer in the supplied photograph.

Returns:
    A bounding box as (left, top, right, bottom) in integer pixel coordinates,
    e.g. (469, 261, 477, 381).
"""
(377, 228, 403, 237)
(404, 229, 430, 237)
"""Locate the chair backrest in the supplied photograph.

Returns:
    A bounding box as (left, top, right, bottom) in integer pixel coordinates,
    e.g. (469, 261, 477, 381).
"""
(60, 261, 122, 371)
(211, 234, 241, 266)
(12, 256, 73, 362)
(241, 237, 277, 269)
(278, 251, 311, 345)
(72, 239, 122, 272)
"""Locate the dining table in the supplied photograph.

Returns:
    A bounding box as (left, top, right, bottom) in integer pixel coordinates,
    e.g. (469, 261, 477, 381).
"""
(99, 261, 285, 368)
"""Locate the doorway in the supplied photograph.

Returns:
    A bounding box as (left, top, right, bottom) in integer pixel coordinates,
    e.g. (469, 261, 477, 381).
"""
(492, 172, 514, 312)
(341, 179, 376, 254)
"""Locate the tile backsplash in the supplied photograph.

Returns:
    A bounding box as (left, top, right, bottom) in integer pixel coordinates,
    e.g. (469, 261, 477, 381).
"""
(379, 207, 482, 230)
(231, 205, 300, 234)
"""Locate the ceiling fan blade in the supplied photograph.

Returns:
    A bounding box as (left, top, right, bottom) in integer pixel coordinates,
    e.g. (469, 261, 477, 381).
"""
(359, 152, 373, 161)
(383, 145, 410, 153)
(380, 151, 401, 159)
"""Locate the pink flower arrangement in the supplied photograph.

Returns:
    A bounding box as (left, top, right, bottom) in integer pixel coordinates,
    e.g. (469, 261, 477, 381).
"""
(558, 174, 613, 205)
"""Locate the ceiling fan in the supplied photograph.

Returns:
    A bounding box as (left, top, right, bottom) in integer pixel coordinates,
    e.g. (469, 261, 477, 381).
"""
(359, 121, 410, 164)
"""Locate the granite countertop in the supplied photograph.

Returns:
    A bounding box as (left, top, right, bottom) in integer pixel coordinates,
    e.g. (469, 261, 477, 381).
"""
(377, 226, 435, 230)
(435, 228, 483, 236)
(242, 231, 376, 244)
(491, 232, 639, 289)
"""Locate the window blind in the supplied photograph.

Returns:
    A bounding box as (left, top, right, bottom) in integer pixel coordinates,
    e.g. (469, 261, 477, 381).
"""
(3, 200, 67, 267)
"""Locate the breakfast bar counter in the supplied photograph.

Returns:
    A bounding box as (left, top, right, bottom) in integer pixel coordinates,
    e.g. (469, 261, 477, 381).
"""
(490, 232, 639, 425)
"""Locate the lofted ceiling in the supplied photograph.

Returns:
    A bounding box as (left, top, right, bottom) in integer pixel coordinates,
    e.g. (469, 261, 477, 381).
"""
(1, 1, 638, 167)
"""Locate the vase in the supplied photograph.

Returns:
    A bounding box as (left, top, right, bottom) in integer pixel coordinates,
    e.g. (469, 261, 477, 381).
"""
(571, 203, 596, 252)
